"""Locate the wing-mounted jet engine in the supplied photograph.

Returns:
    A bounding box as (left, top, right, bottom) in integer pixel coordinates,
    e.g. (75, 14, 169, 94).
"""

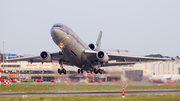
(40, 51, 66, 74)
(93, 51, 108, 74)
(40, 51, 52, 62)
(87, 31, 106, 74)
(96, 51, 109, 63)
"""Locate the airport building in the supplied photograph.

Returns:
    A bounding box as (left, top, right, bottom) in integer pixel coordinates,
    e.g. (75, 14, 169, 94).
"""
(0, 61, 80, 81)
(133, 61, 180, 76)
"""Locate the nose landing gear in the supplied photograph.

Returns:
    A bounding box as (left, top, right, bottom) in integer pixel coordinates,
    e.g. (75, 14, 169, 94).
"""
(58, 60, 67, 75)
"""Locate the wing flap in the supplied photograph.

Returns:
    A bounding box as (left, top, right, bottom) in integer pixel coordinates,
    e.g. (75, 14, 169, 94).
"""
(101, 62, 135, 67)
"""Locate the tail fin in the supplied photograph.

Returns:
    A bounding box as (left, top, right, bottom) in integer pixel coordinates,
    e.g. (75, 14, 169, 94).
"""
(96, 31, 102, 50)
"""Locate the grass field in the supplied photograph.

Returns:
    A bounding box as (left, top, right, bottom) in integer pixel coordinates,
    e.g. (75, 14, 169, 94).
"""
(1, 94, 180, 101)
(0, 83, 180, 93)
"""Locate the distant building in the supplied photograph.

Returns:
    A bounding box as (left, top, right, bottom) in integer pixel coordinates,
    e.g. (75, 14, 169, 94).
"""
(0, 61, 80, 81)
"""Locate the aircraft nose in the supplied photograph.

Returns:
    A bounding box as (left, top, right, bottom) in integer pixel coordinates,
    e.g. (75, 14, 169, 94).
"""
(51, 28, 67, 40)
(51, 28, 60, 37)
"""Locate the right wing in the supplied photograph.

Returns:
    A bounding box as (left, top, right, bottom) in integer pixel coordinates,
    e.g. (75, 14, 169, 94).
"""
(6, 52, 73, 65)
(6, 55, 41, 62)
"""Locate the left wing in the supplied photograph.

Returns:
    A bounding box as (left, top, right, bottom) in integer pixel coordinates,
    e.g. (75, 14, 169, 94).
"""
(84, 50, 172, 66)
(108, 53, 171, 62)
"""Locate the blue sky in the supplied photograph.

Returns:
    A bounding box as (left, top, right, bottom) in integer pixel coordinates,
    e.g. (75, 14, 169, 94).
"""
(0, 0, 180, 56)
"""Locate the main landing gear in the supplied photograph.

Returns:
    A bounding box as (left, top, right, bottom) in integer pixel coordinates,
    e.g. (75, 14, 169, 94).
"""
(58, 68, 66, 74)
(94, 69, 104, 74)
(58, 60, 66, 75)
(78, 69, 84, 74)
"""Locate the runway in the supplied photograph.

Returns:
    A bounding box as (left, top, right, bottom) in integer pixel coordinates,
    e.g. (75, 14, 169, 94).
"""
(0, 90, 180, 97)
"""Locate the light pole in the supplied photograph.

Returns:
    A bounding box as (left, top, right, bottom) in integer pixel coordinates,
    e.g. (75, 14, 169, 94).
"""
(3, 41, 4, 73)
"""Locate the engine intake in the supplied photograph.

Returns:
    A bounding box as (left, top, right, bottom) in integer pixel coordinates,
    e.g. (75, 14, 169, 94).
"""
(88, 43, 96, 50)
(40, 51, 52, 62)
(96, 51, 109, 63)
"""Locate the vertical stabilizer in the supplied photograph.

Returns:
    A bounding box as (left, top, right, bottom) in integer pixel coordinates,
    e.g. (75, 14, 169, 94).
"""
(96, 31, 102, 50)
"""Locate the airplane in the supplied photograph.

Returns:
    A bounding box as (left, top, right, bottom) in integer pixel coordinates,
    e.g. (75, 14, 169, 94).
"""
(7, 23, 172, 74)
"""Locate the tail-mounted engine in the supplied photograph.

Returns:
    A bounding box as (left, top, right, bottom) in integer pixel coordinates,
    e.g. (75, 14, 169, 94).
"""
(40, 51, 52, 62)
(88, 43, 98, 51)
(96, 51, 109, 63)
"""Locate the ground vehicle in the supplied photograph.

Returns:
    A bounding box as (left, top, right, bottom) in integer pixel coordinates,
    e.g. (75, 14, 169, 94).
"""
(25, 79, 34, 82)
(37, 79, 43, 82)
(21, 79, 26, 82)
(11, 79, 17, 83)
(90, 80, 94, 83)
(21, 79, 34, 82)
(51, 79, 54, 82)
(152, 80, 165, 83)
(1, 79, 6, 82)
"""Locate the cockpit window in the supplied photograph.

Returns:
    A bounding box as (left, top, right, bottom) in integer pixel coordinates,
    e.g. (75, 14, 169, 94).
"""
(53, 25, 63, 28)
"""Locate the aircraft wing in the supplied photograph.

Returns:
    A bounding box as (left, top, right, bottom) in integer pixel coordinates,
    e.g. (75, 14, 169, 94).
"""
(84, 50, 172, 64)
(6, 55, 41, 62)
(108, 53, 171, 62)
(6, 52, 70, 64)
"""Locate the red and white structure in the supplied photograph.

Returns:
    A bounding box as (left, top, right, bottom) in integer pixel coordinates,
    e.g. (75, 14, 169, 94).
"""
(0, 50, 1, 85)
(122, 88, 125, 99)
(122, 84, 128, 99)
(4, 80, 11, 85)
(122, 93, 125, 99)
(0, 66, 1, 85)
